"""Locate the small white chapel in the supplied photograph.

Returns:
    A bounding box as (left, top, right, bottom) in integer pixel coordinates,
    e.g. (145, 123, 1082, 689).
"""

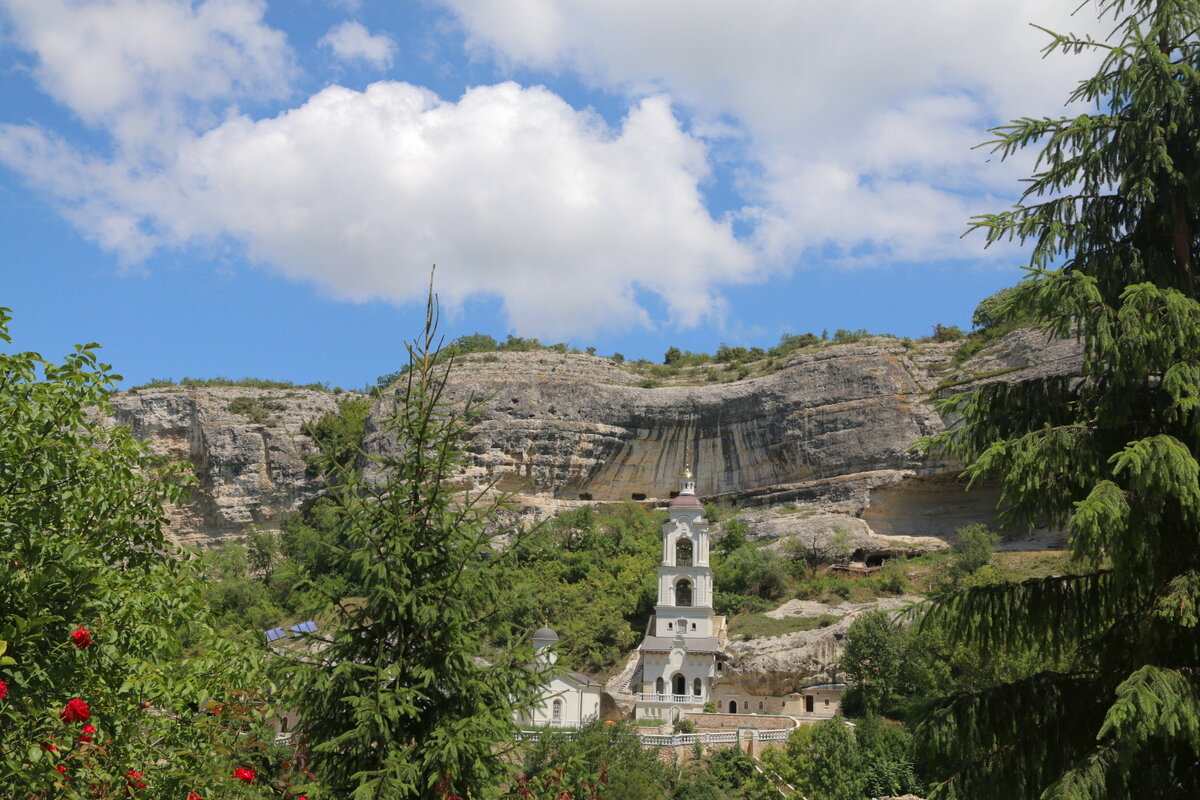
(516, 627, 603, 728)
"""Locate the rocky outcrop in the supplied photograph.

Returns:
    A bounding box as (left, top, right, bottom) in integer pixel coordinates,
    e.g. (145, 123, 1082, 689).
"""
(365, 328, 1079, 542)
(103, 328, 1080, 546)
(722, 595, 922, 694)
(101, 387, 353, 547)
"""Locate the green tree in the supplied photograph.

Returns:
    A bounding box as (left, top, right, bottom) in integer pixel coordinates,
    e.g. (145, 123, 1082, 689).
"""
(763, 720, 865, 800)
(716, 518, 750, 556)
(518, 719, 669, 800)
(0, 309, 284, 798)
(290, 295, 544, 799)
(918, 3, 1200, 797)
(303, 396, 372, 478)
(842, 610, 904, 715)
(714, 546, 788, 600)
(664, 346, 684, 365)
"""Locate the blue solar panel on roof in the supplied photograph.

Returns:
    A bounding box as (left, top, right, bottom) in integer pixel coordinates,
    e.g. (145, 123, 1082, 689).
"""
(265, 627, 286, 642)
(289, 620, 317, 636)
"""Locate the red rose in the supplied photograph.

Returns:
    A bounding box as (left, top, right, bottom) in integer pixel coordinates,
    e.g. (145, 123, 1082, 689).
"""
(55, 764, 68, 778)
(232, 767, 256, 784)
(70, 627, 92, 649)
(78, 724, 95, 743)
(125, 770, 147, 789)
(0, 678, 7, 699)
(41, 742, 58, 752)
(60, 698, 90, 723)
(187, 793, 202, 800)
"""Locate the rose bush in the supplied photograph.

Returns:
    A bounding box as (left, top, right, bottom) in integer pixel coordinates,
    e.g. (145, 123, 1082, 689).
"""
(0, 309, 303, 798)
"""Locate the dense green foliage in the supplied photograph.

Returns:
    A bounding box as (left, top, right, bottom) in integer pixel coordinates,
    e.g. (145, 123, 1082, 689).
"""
(519, 720, 671, 800)
(518, 720, 764, 800)
(289, 300, 545, 799)
(760, 717, 923, 800)
(841, 611, 905, 714)
(496, 504, 661, 672)
(0, 309, 289, 798)
(131, 375, 332, 391)
(302, 396, 372, 477)
(918, 3, 1200, 796)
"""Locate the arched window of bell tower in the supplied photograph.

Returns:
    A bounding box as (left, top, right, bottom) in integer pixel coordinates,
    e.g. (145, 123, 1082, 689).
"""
(672, 673, 686, 696)
(675, 579, 693, 607)
(675, 538, 693, 566)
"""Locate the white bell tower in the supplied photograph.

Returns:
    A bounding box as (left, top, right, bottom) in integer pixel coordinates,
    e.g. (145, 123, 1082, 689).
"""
(634, 458, 720, 719)
(653, 463, 714, 637)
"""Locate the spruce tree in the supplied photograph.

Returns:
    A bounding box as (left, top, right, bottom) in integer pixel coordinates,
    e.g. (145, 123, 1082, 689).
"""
(918, 2, 1200, 797)
(290, 293, 544, 799)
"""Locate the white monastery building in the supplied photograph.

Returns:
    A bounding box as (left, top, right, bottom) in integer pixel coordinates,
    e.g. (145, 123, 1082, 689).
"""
(517, 627, 602, 728)
(634, 465, 726, 721)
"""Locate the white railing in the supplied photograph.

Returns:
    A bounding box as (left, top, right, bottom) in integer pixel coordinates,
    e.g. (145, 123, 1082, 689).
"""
(517, 729, 786, 747)
(636, 693, 704, 704)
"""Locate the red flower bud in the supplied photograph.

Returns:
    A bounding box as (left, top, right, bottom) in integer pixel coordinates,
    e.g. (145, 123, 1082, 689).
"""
(0, 678, 7, 699)
(70, 627, 93, 649)
(79, 724, 96, 743)
(187, 793, 202, 800)
(55, 764, 68, 778)
(59, 698, 90, 723)
(232, 767, 256, 784)
(125, 770, 147, 789)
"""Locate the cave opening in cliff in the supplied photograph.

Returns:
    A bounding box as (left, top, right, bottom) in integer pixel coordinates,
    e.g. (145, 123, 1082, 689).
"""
(578, 492, 592, 501)
(631, 492, 647, 501)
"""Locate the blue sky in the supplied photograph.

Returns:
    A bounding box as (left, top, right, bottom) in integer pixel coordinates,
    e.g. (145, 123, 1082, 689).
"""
(0, 0, 1109, 389)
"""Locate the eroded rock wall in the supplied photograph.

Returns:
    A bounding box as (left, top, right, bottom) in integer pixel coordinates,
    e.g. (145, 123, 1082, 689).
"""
(102, 387, 351, 547)
(105, 328, 1081, 546)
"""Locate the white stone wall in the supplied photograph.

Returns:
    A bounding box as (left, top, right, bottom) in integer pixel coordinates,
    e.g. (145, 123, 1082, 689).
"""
(520, 677, 602, 728)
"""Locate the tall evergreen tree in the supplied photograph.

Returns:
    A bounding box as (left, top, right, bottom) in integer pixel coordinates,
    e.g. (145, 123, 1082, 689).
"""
(918, 2, 1200, 797)
(290, 292, 544, 799)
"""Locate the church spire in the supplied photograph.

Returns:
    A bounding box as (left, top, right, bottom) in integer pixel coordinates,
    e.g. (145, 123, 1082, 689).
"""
(680, 445, 696, 496)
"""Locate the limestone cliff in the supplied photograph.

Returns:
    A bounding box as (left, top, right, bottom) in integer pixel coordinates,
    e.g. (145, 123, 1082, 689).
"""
(105, 327, 1080, 547)
(365, 327, 1080, 542)
(101, 387, 352, 547)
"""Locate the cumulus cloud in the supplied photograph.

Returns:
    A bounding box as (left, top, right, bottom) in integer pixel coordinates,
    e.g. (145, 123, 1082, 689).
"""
(0, 82, 752, 336)
(0, 0, 293, 151)
(439, 0, 1111, 265)
(319, 20, 396, 69)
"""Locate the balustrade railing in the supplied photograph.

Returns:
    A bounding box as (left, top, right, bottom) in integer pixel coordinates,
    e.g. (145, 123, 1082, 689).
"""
(635, 693, 704, 704)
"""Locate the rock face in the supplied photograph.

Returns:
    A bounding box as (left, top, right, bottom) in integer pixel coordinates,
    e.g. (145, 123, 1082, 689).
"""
(104, 328, 1080, 546)
(101, 387, 352, 547)
(365, 328, 1080, 541)
(723, 595, 921, 694)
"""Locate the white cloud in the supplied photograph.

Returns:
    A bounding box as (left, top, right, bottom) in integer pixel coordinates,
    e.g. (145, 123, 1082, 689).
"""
(0, 0, 294, 152)
(0, 82, 752, 336)
(319, 20, 396, 69)
(439, 0, 1111, 265)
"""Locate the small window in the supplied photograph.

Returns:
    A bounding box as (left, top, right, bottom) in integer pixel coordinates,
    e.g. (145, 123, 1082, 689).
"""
(667, 622, 673, 630)
(656, 677, 665, 694)
(824, 699, 830, 707)
(691, 623, 696, 630)
(758, 701, 764, 710)
(552, 699, 562, 724)
(717, 662, 723, 672)
(693, 677, 702, 696)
